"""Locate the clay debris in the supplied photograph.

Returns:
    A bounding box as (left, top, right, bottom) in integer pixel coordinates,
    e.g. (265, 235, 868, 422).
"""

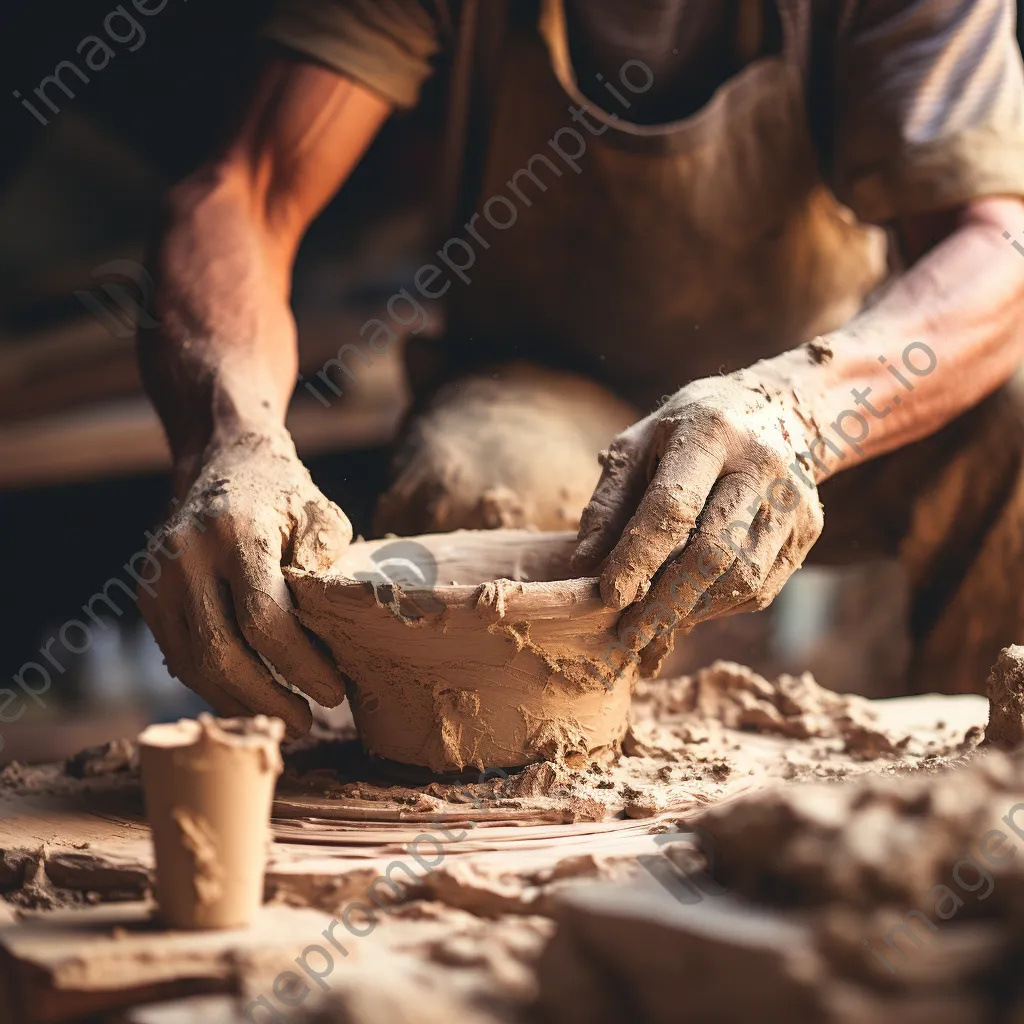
(65, 738, 138, 779)
(700, 748, 1024, 911)
(634, 660, 909, 758)
(541, 749, 1024, 1024)
(0, 661, 1001, 1024)
(985, 644, 1024, 749)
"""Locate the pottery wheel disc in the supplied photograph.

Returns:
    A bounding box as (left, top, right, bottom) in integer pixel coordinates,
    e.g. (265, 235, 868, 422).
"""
(271, 742, 576, 829)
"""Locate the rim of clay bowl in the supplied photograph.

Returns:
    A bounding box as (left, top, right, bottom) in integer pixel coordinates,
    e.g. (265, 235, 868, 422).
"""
(285, 530, 611, 621)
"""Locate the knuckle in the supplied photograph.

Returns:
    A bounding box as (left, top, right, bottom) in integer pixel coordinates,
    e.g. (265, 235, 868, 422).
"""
(747, 439, 784, 469)
(201, 513, 239, 550)
(647, 482, 702, 528)
(599, 439, 636, 474)
(697, 404, 730, 432)
(584, 488, 620, 518)
(695, 534, 734, 571)
(666, 566, 703, 605)
(731, 470, 765, 503)
(712, 571, 752, 607)
(578, 499, 602, 528)
(733, 559, 765, 595)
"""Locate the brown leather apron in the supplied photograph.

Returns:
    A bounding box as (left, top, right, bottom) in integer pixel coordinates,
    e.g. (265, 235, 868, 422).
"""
(442, 0, 888, 411)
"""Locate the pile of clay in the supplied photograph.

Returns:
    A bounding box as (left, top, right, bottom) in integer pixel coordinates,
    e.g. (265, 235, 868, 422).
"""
(272, 660, 985, 831)
(543, 748, 1024, 1023)
(286, 530, 647, 774)
(537, 655, 1024, 1024)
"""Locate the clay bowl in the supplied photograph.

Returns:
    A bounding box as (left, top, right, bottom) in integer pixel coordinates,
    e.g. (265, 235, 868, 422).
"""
(285, 530, 644, 773)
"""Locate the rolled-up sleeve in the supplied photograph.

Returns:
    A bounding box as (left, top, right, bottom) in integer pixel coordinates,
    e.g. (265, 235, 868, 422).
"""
(262, 0, 445, 109)
(833, 0, 1024, 224)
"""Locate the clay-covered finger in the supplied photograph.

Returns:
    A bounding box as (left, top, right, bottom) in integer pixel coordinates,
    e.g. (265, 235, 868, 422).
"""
(182, 569, 313, 736)
(225, 549, 347, 708)
(615, 472, 762, 649)
(572, 437, 650, 575)
(169, 651, 252, 718)
(706, 530, 811, 621)
(140, 582, 251, 718)
(137, 563, 195, 685)
(600, 427, 726, 610)
(688, 499, 794, 622)
(290, 497, 352, 572)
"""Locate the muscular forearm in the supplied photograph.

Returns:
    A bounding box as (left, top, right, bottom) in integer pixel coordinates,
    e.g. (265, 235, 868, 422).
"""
(138, 59, 391, 495)
(758, 197, 1024, 481)
(142, 168, 298, 494)
(576, 198, 1024, 634)
(135, 61, 398, 730)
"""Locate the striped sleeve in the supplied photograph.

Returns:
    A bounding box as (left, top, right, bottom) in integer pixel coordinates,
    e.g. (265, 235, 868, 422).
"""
(833, 0, 1024, 223)
(262, 0, 445, 109)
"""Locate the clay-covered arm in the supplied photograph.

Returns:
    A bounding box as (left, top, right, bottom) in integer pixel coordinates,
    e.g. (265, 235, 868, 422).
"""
(137, 58, 391, 734)
(142, 56, 391, 493)
(760, 196, 1024, 477)
(573, 196, 1024, 655)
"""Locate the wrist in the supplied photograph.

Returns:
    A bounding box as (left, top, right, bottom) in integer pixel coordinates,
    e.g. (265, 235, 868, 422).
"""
(172, 413, 295, 499)
(760, 329, 911, 482)
(746, 344, 843, 484)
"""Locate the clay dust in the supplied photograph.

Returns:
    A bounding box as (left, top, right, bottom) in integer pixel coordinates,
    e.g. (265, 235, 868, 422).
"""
(274, 660, 985, 831)
(0, 662, 995, 1023)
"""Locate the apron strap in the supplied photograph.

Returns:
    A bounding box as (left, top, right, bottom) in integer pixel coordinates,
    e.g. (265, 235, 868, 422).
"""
(734, 0, 766, 68)
(434, 0, 509, 246)
(435, 0, 770, 244)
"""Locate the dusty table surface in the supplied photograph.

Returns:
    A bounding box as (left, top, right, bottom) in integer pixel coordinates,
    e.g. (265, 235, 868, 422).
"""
(0, 666, 990, 1023)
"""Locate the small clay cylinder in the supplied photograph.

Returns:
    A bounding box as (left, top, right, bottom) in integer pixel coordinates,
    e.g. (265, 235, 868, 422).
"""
(138, 714, 285, 930)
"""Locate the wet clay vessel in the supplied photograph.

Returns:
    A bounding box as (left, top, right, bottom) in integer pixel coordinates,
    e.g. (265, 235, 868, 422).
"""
(286, 530, 646, 773)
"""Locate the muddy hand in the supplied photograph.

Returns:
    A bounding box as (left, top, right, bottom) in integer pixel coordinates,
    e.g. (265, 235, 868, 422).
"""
(572, 368, 826, 654)
(137, 428, 351, 736)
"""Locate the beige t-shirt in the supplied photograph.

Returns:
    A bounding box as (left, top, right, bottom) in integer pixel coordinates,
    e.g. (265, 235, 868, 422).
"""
(263, 0, 1024, 224)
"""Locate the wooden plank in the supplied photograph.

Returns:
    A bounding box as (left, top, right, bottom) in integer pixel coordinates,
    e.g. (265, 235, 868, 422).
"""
(0, 305, 425, 427)
(0, 310, 414, 487)
(0, 903, 334, 1024)
(0, 390, 405, 490)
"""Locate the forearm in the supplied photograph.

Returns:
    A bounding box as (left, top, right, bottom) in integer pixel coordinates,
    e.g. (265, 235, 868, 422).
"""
(138, 59, 391, 495)
(759, 198, 1024, 481)
(142, 168, 299, 493)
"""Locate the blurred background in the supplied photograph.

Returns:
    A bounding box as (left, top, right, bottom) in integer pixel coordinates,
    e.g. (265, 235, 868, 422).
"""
(0, 0, 1021, 764)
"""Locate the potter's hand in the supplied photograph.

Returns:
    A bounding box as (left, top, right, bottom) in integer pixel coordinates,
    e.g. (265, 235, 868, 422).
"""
(138, 429, 350, 736)
(572, 367, 825, 653)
